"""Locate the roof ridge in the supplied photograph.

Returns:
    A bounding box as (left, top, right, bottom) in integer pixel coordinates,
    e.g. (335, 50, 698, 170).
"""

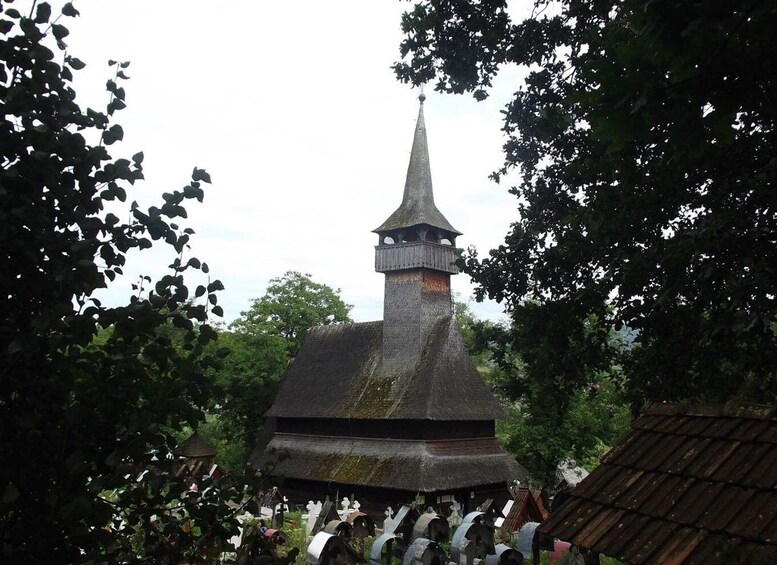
(309, 320, 383, 332)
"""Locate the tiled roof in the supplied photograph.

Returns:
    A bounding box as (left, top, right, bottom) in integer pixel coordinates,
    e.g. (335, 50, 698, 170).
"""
(540, 402, 777, 563)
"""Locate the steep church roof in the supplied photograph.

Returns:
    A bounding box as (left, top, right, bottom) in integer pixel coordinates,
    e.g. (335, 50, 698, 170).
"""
(265, 317, 504, 421)
(374, 96, 461, 235)
(255, 99, 522, 496)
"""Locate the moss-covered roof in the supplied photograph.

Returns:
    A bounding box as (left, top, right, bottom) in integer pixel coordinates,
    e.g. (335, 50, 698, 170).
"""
(264, 318, 504, 421)
(253, 433, 530, 492)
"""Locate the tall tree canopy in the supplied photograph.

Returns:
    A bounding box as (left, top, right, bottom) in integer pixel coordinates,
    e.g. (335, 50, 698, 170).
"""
(205, 271, 352, 468)
(456, 301, 630, 484)
(0, 3, 258, 562)
(231, 270, 353, 357)
(394, 0, 777, 410)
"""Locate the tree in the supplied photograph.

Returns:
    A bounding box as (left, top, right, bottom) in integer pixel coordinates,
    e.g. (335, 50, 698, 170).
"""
(456, 302, 630, 484)
(394, 1, 777, 411)
(231, 271, 353, 357)
(204, 272, 352, 469)
(202, 327, 288, 469)
(0, 3, 258, 562)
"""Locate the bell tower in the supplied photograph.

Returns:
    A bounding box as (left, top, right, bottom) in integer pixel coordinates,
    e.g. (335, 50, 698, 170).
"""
(374, 95, 462, 373)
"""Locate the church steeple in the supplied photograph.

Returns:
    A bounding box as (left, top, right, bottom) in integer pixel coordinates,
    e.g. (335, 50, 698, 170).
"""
(375, 96, 461, 372)
(374, 94, 461, 240)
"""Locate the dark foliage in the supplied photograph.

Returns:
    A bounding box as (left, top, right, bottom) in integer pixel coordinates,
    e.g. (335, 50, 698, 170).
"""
(395, 0, 777, 403)
(394, 0, 777, 481)
(0, 3, 261, 562)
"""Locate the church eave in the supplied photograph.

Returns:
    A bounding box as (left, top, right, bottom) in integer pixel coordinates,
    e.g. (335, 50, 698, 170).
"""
(252, 433, 529, 492)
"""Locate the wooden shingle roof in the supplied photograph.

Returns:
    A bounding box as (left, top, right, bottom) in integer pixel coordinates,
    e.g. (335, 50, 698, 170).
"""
(265, 318, 504, 421)
(373, 99, 461, 236)
(254, 433, 530, 492)
(500, 488, 546, 533)
(540, 402, 777, 563)
(178, 432, 216, 459)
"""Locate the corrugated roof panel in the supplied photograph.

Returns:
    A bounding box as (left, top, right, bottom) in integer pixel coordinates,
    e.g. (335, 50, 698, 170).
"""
(652, 415, 686, 434)
(756, 421, 777, 444)
(743, 544, 777, 564)
(631, 413, 663, 431)
(682, 534, 730, 565)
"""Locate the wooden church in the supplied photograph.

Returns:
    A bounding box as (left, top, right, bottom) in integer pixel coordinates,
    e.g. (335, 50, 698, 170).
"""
(252, 96, 528, 512)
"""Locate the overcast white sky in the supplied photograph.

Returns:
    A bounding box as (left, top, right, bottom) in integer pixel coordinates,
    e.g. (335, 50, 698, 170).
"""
(64, 1, 530, 325)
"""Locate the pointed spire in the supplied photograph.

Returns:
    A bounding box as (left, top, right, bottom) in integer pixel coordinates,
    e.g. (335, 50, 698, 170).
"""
(374, 95, 461, 235)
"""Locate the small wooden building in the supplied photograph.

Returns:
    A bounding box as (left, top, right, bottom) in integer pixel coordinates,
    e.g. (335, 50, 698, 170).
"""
(499, 487, 547, 534)
(176, 432, 221, 484)
(252, 97, 528, 512)
(540, 402, 777, 563)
